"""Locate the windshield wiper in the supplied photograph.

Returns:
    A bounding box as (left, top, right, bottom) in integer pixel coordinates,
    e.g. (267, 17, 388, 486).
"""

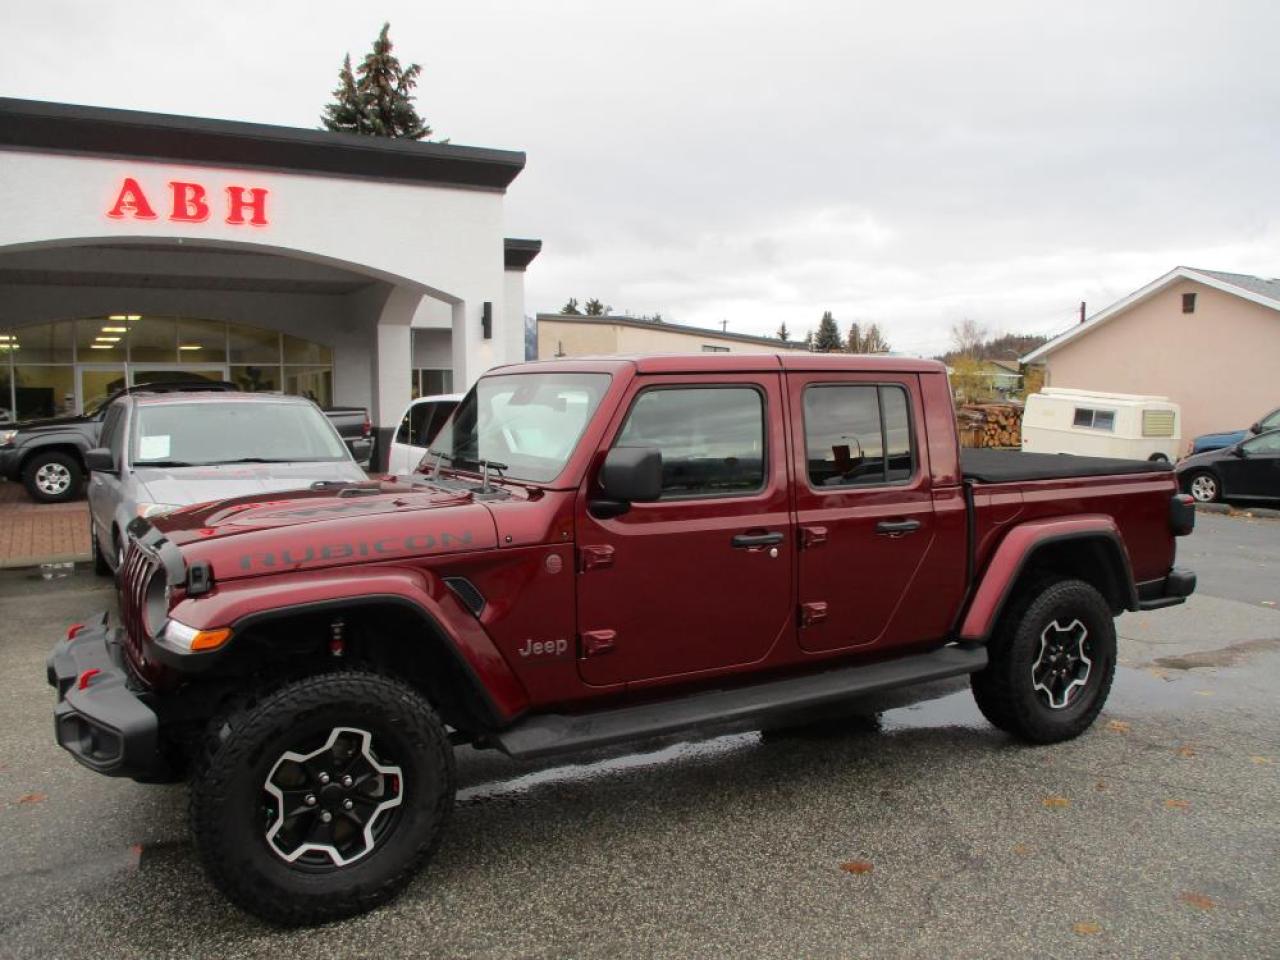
(425, 448, 453, 479)
(212, 457, 298, 464)
(134, 459, 194, 468)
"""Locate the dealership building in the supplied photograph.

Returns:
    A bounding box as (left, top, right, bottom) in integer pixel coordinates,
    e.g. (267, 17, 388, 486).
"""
(0, 97, 540, 455)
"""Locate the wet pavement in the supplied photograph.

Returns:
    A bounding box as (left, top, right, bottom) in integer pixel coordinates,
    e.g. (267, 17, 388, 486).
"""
(1, 512, 1277, 958)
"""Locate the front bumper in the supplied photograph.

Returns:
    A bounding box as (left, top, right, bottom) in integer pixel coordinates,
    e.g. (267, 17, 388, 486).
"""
(1137, 567, 1197, 611)
(46, 612, 164, 780)
(0, 446, 21, 481)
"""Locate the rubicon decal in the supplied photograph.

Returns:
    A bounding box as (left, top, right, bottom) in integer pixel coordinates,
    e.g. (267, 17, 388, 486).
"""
(107, 176, 269, 226)
(239, 531, 474, 571)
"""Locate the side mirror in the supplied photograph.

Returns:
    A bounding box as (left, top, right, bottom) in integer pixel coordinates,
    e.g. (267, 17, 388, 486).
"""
(1233, 445, 1248, 458)
(1249, 422, 1262, 434)
(591, 446, 662, 517)
(84, 447, 117, 474)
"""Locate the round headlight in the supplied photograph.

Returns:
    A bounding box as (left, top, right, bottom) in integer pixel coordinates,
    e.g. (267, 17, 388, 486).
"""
(143, 568, 171, 638)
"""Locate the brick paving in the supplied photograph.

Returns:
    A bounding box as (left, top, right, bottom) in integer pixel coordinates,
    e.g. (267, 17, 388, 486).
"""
(0, 480, 90, 568)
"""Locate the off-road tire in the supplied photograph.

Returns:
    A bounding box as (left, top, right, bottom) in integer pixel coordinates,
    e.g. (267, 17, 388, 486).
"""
(971, 577, 1116, 744)
(90, 520, 111, 576)
(189, 672, 455, 926)
(22, 450, 82, 503)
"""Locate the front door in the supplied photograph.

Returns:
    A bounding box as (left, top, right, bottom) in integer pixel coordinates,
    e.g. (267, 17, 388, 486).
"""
(1222, 432, 1280, 498)
(789, 372, 936, 654)
(575, 374, 794, 687)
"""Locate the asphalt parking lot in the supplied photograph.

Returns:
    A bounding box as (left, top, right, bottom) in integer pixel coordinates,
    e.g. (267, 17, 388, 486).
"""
(1, 512, 1277, 959)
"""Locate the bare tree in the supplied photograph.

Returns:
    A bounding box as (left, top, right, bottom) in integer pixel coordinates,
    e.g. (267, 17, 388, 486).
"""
(950, 318, 988, 357)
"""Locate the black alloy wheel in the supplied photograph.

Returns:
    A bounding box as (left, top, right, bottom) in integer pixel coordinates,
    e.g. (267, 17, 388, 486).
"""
(190, 672, 455, 926)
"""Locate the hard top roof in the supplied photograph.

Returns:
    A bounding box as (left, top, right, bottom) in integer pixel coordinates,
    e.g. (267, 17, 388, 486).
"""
(488, 353, 945, 376)
(128, 391, 312, 406)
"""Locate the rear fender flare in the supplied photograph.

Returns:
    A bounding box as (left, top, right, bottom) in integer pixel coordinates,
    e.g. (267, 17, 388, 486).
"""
(959, 515, 1136, 642)
(167, 565, 530, 723)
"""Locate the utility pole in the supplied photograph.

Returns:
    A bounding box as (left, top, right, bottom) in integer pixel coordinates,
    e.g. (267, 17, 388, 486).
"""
(720, 319, 728, 332)
(1079, 301, 1086, 324)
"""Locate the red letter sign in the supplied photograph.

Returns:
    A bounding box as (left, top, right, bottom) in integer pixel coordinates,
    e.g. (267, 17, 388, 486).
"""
(169, 181, 210, 222)
(226, 186, 269, 226)
(106, 178, 158, 220)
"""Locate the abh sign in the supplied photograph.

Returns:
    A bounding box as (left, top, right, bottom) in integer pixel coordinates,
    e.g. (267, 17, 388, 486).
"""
(106, 176, 269, 227)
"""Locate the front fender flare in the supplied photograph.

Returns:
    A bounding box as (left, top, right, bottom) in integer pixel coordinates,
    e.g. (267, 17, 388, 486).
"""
(166, 565, 530, 722)
(958, 515, 1136, 642)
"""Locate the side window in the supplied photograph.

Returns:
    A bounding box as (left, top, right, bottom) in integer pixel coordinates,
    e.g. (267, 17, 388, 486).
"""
(1243, 432, 1280, 455)
(803, 384, 914, 487)
(1073, 407, 1115, 431)
(615, 386, 765, 498)
(395, 408, 412, 444)
(100, 405, 125, 465)
(423, 401, 457, 446)
(410, 403, 433, 447)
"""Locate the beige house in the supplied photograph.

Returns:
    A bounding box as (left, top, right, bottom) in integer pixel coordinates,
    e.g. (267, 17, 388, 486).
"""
(537, 314, 812, 358)
(1022, 267, 1280, 444)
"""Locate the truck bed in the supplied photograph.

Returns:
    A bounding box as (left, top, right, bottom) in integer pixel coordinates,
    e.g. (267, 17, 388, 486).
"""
(961, 448, 1174, 483)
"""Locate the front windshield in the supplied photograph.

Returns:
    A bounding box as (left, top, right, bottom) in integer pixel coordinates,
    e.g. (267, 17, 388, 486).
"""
(131, 401, 349, 466)
(427, 372, 611, 483)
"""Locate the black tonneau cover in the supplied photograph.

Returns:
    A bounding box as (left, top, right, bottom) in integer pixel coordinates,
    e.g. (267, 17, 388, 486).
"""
(961, 448, 1173, 484)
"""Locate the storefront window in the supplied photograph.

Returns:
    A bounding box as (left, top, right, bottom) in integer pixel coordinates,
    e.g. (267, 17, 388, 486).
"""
(128, 316, 178, 362)
(230, 365, 281, 393)
(284, 334, 332, 365)
(229, 326, 280, 363)
(0, 361, 13, 422)
(176, 318, 227, 362)
(284, 366, 333, 407)
(76, 318, 126, 363)
(12, 321, 73, 364)
(14, 365, 75, 419)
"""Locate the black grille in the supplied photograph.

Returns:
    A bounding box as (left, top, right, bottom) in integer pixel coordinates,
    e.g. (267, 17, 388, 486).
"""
(119, 541, 160, 663)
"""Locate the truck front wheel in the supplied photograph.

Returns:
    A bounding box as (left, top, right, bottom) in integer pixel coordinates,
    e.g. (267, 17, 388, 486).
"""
(189, 672, 455, 925)
(971, 578, 1116, 744)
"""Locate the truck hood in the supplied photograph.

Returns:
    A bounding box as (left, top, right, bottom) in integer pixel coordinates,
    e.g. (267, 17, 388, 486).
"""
(1190, 429, 1247, 452)
(135, 461, 367, 507)
(151, 481, 498, 583)
(8, 412, 95, 433)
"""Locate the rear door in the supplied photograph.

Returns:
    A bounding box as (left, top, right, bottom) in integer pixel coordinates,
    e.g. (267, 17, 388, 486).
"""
(789, 372, 936, 653)
(575, 373, 794, 686)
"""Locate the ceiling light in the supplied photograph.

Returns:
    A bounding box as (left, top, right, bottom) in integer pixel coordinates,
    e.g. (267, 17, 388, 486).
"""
(126, 315, 141, 321)
(95, 337, 121, 343)
(178, 344, 203, 351)
(89, 344, 115, 350)
(108, 315, 127, 321)
(101, 326, 128, 333)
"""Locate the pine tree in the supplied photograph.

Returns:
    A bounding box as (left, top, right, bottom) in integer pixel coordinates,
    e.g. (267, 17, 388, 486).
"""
(776, 322, 790, 342)
(814, 311, 843, 352)
(847, 321, 891, 353)
(584, 298, 608, 316)
(803, 330, 814, 350)
(321, 23, 432, 140)
(561, 298, 581, 315)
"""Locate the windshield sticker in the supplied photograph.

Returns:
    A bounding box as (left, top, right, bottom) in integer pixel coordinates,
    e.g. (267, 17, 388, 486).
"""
(139, 435, 171, 460)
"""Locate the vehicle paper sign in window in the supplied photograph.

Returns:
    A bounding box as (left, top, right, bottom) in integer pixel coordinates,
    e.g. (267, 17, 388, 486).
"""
(138, 435, 171, 460)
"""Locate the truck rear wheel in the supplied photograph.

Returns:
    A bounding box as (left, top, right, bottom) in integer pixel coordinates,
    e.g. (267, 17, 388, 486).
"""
(971, 578, 1116, 744)
(189, 672, 455, 926)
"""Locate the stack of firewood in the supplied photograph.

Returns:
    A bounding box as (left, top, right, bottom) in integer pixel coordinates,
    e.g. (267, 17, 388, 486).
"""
(957, 402, 1023, 448)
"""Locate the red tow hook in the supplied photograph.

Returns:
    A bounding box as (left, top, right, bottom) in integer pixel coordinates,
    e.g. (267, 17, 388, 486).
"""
(77, 668, 101, 690)
(66, 623, 85, 640)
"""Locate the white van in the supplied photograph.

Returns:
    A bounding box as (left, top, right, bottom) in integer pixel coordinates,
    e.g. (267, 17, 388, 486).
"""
(1021, 388, 1181, 462)
(386, 393, 463, 475)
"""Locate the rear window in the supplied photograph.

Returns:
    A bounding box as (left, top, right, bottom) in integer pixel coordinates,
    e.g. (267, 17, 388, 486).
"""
(803, 384, 915, 487)
(1073, 407, 1115, 431)
(131, 401, 348, 466)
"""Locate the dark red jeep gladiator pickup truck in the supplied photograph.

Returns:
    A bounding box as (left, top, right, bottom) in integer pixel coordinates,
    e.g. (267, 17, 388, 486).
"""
(48, 354, 1196, 925)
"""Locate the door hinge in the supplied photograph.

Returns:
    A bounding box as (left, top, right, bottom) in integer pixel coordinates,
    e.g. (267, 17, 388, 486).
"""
(800, 525, 828, 549)
(580, 629, 617, 658)
(799, 601, 828, 627)
(579, 544, 615, 572)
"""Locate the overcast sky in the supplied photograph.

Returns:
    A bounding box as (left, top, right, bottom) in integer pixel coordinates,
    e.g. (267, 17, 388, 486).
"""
(4, 1, 1279, 354)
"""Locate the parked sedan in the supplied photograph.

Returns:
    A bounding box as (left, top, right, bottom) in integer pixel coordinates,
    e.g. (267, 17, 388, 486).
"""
(86, 392, 368, 574)
(1177, 429, 1280, 504)
(1190, 405, 1280, 454)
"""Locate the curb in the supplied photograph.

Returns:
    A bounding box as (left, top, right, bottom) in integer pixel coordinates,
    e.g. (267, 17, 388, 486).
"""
(1195, 503, 1280, 520)
(0, 552, 92, 571)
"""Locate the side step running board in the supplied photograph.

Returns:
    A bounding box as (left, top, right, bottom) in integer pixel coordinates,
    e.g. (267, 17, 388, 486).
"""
(493, 644, 988, 760)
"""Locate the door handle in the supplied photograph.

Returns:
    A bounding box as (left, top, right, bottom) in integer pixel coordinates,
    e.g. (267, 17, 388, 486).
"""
(731, 531, 784, 549)
(875, 519, 922, 536)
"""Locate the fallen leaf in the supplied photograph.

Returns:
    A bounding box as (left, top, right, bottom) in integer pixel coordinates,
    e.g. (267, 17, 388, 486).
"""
(1073, 921, 1102, 935)
(1194, 690, 1215, 697)
(1012, 843, 1031, 855)
(1042, 795, 1071, 808)
(1250, 756, 1273, 765)
(1164, 798, 1190, 810)
(16, 793, 47, 805)
(1179, 892, 1216, 910)
(1176, 745, 1197, 758)
(839, 860, 874, 875)
(1146, 667, 1172, 681)
(1106, 720, 1131, 733)
(1095, 780, 1108, 791)
(1262, 601, 1276, 607)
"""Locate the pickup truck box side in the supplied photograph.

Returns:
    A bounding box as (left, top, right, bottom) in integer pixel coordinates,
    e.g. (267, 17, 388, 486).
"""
(48, 354, 1195, 926)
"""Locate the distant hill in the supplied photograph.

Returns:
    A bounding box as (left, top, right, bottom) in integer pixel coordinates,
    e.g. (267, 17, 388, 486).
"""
(937, 332, 1049, 366)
